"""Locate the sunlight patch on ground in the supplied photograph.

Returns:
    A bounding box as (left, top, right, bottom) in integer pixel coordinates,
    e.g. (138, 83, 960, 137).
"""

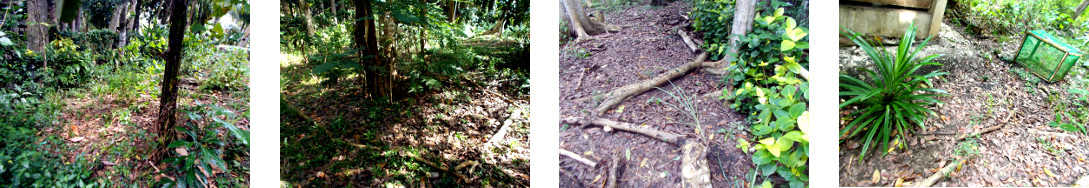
(281, 53, 304, 67)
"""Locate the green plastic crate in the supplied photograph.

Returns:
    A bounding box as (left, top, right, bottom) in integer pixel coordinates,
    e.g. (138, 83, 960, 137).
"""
(1014, 30, 1082, 82)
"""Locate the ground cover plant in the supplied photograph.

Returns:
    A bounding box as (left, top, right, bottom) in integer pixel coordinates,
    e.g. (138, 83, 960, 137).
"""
(839, 1, 1089, 186)
(558, 0, 808, 187)
(0, 0, 250, 187)
(278, 0, 530, 187)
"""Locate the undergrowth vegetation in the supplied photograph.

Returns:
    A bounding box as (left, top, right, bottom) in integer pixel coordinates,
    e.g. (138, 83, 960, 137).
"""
(0, 1, 251, 186)
(692, 0, 810, 185)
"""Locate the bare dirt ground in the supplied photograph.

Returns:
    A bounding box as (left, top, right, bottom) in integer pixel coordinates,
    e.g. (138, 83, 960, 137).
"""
(558, 1, 751, 187)
(839, 22, 1089, 187)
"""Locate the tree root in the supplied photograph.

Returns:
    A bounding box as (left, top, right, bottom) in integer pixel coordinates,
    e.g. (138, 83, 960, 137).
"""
(955, 112, 1013, 141)
(559, 148, 598, 167)
(561, 117, 684, 145)
(582, 53, 709, 116)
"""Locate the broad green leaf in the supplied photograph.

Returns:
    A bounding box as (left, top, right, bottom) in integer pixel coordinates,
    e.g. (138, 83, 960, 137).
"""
(0, 37, 11, 46)
(775, 136, 794, 155)
(798, 111, 809, 139)
(752, 150, 775, 164)
(58, 0, 81, 23)
(785, 17, 797, 31)
(781, 40, 795, 51)
(761, 180, 773, 188)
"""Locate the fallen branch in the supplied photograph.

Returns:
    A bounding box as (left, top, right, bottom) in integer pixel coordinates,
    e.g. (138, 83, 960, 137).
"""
(606, 157, 621, 188)
(488, 109, 524, 144)
(583, 53, 709, 115)
(916, 157, 971, 187)
(575, 67, 588, 90)
(562, 117, 684, 145)
(559, 148, 598, 167)
(955, 112, 1014, 141)
(678, 30, 699, 53)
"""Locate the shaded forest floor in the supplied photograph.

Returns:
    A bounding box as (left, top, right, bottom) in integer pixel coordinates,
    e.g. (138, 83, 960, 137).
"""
(839, 22, 1089, 186)
(26, 49, 251, 186)
(279, 39, 530, 187)
(558, 1, 751, 187)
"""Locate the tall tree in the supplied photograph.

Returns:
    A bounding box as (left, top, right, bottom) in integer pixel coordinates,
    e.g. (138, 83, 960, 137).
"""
(157, 0, 187, 161)
(561, 0, 610, 42)
(355, 0, 386, 99)
(299, 0, 315, 35)
(26, 0, 50, 52)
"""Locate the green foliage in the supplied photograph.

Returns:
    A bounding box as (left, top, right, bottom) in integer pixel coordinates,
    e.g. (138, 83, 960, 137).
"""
(719, 8, 809, 188)
(839, 23, 948, 162)
(691, 0, 734, 60)
(160, 102, 250, 187)
(949, 0, 1083, 35)
(84, 0, 125, 28)
(199, 49, 249, 91)
(43, 38, 98, 88)
(651, 81, 704, 137)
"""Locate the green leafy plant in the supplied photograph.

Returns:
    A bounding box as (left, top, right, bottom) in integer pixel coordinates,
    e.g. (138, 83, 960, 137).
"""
(690, 0, 734, 60)
(719, 8, 809, 188)
(160, 103, 249, 187)
(839, 23, 948, 162)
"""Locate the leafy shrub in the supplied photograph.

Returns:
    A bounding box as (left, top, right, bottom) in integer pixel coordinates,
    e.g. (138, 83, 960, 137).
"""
(159, 102, 249, 187)
(43, 38, 98, 88)
(690, 0, 734, 60)
(75, 29, 119, 52)
(720, 8, 809, 188)
(839, 23, 947, 162)
(200, 49, 250, 91)
(949, 0, 1081, 35)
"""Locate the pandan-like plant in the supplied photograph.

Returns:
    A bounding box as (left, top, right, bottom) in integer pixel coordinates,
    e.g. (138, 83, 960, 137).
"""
(839, 23, 948, 162)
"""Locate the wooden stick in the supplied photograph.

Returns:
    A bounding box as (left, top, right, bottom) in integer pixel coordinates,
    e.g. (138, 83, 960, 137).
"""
(488, 109, 523, 144)
(575, 67, 588, 90)
(559, 148, 598, 167)
(916, 157, 970, 187)
(562, 117, 685, 145)
(678, 30, 699, 53)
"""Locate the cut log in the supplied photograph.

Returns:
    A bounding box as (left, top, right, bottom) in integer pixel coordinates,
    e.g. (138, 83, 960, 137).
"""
(561, 117, 684, 145)
(559, 148, 598, 167)
(488, 109, 524, 144)
(584, 53, 708, 115)
(678, 30, 699, 53)
(681, 141, 711, 188)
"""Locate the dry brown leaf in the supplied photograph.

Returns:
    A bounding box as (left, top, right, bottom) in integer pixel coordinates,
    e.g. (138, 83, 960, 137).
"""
(68, 137, 85, 142)
(640, 158, 648, 168)
(872, 169, 881, 183)
(894, 177, 903, 187)
(102, 161, 117, 166)
(593, 173, 602, 183)
(1044, 168, 1056, 178)
(175, 147, 189, 157)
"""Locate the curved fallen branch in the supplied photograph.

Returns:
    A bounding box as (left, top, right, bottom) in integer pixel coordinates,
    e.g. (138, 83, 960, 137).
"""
(582, 53, 708, 116)
(559, 148, 598, 167)
(916, 157, 970, 187)
(561, 117, 685, 145)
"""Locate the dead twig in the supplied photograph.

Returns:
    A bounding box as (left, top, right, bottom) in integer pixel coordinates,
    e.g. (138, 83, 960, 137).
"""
(488, 109, 523, 145)
(559, 148, 598, 167)
(561, 117, 685, 145)
(916, 157, 971, 187)
(606, 157, 621, 188)
(678, 30, 699, 53)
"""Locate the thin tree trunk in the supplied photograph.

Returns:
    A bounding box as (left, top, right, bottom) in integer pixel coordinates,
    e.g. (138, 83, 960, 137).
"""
(727, 0, 755, 56)
(26, 0, 49, 52)
(300, 0, 315, 35)
(1076, 0, 1089, 21)
(156, 0, 187, 163)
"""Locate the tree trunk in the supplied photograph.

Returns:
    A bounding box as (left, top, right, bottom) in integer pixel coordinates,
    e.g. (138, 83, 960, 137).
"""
(446, 0, 456, 23)
(481, 18, 505, 35)
(1076, 0, 1089, 21)
(133, 0, 141, 33)
(727, 0, 755, 56)
(156, 0, 187, 162)
(330, 0, 337, 23)
(356, 0, 385, 99)
(26, 0, 49, 52)
(561, 0, 609, 42)
(117, 0, 132, 49)
(109, 1, 124, 33)
(300, 0, 315, 35)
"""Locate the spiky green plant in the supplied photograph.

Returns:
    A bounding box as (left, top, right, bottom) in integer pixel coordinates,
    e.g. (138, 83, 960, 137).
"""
(839, 23, 948, 162)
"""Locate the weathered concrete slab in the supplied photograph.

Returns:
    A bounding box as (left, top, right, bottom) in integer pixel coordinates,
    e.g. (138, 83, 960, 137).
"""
(840, 5, 933, 40)
(849, 0, 932, 9)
